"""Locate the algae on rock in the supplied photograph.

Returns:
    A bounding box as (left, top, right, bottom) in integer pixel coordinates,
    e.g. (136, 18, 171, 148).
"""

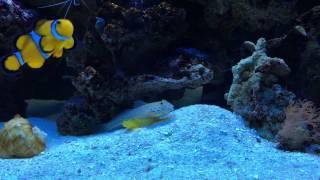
(226, 38, 295, 139)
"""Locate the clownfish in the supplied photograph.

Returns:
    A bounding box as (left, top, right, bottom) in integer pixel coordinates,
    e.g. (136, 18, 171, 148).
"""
(1, 19, 75, 73)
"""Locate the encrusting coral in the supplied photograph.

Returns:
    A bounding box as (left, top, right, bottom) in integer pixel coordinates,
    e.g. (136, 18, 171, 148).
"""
(0, 115, 47, 158)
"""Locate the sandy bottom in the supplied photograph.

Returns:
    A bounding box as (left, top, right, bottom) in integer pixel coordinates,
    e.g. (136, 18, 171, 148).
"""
(0, 103, 319, 179)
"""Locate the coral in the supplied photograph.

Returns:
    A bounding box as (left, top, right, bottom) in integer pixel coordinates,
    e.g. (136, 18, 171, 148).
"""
(57, 97, 98, 135)
(0, 115, 46, 158)
(67, 1, 187, 75)
(225, 38, 295, 139)
(58, 55, 213, 135)
(266, 25, 308, 78)
(277, 100, 320, 151)
(160, 0, 307, 108)
(264, 6, 320, 106)
(57, 0, 212, 136)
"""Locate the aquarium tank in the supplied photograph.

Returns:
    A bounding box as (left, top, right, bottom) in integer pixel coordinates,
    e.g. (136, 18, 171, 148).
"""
(0, 0, 320, 179)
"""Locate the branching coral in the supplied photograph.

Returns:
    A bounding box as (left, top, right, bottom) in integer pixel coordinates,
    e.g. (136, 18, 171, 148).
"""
(277, 100, 320, 151)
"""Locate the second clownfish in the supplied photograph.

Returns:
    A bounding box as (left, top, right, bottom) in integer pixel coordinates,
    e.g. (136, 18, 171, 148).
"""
(1, 19, 75, 73)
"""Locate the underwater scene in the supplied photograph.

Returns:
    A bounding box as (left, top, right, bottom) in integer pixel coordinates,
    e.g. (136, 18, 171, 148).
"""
(0, 0, 320, 179)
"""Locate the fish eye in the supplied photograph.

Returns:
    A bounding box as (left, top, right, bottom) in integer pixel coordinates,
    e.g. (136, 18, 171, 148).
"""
(57, 21, 61, 24)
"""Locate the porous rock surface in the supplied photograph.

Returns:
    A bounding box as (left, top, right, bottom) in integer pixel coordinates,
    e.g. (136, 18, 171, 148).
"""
(226, 38, 295, 139)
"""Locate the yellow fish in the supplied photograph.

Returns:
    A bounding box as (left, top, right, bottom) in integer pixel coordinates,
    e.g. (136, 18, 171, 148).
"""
(1, 19, 75, 73)
(122, 114, 171, 131)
